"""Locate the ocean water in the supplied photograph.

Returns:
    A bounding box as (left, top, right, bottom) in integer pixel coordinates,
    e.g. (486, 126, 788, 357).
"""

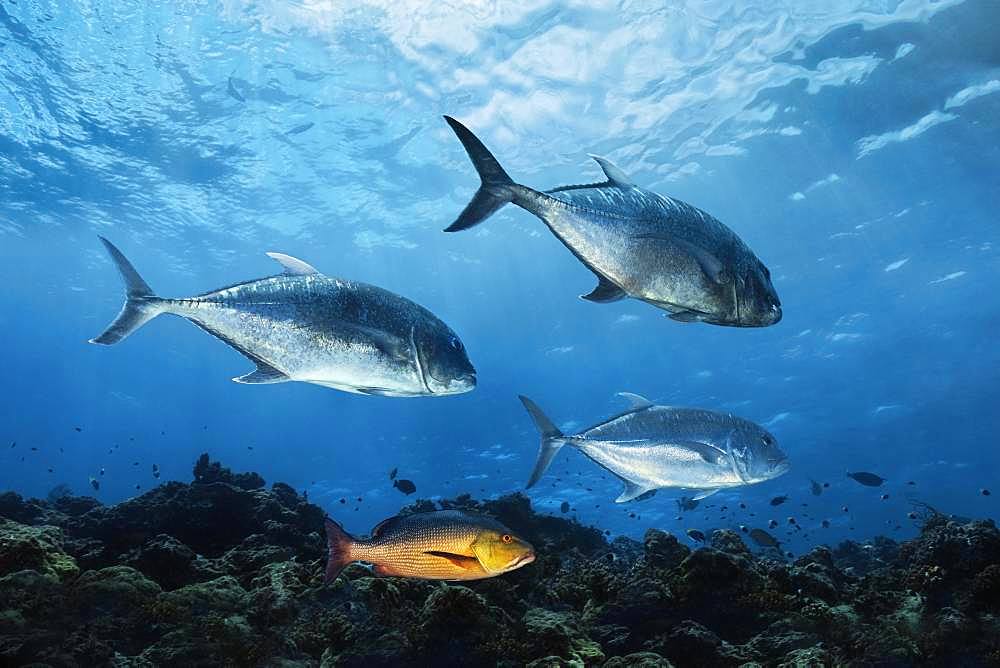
(1, 0, 998, 559)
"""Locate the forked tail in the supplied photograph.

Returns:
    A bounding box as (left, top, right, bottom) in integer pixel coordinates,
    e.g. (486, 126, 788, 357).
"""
(518, 395, 566, 488)
(89, 237, 165, 345)
(323, 517, 357, 584)
(443, 116, 517, 232)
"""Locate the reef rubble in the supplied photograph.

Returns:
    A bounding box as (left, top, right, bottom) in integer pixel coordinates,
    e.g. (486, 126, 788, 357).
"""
(1, 455, 999, 666)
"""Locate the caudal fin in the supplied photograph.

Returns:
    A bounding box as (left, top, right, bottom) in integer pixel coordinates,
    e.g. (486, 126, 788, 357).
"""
(519, 395, 566, 488)
(323, 516, 356, 584)
(443, 116, 516, 232)
(89, 237, 165, 345)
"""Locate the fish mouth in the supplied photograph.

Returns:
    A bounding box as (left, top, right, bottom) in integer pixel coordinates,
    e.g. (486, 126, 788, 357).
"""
(727, 299, 781, 328)
(449, 371, 478, 394)
(456, 371, 477, 389)
(730, 304, 782, 328)
(771, 458, 791, 477)
(511, 551, 536, 569)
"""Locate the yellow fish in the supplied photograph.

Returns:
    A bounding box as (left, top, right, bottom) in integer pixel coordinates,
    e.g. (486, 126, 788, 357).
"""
(323, 510, 535, 582)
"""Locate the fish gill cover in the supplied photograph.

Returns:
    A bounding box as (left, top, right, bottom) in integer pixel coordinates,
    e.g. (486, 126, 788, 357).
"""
(1, 0, 999, 665)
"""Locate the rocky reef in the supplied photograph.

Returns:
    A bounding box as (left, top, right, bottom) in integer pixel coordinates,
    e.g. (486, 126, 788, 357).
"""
(2, 456, 1000, 666)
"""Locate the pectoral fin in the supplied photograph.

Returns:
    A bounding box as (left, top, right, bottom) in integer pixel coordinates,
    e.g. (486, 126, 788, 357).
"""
(352, 386, 396, 396)
(370, 517, 401, 538)
(676, 441, 729, 466)
(633, 234, 726, 285)
(324, 322, 408, 363)
(668, 311, 701, 323)
(615, 480, 655, 503)
(691, 488, 721, 500)
(425, 551, 482, 571)
(581, 275, 627, 303)
(685, 244, 725, 284)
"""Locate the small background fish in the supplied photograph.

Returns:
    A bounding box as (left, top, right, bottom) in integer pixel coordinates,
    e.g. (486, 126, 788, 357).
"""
(393, 479, 416, 495)
(847, 472, 886, 487)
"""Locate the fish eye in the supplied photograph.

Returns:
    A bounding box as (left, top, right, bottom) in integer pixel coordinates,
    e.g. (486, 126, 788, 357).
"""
(449, 336, 463, 350)
(760, 435, 773, 446)
(501, 534, 512, 543)
(763, 265, 771, 279)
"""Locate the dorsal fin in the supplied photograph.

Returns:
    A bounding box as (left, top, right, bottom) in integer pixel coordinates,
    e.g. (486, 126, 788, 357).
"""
(266, 252, 320, 276)
(590, 155, 634, 187)
(370, 516, 400, 538)
(617, 392, 653, 410)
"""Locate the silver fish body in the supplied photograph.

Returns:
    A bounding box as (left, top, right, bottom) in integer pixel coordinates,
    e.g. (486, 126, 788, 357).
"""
(90, 238, 475, 397)
(520, 393, 789, 502)
(443, 116, 782, 327)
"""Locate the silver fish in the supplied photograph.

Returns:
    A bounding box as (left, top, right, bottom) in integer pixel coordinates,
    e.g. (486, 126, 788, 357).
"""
(90, 237, 476, 397)
(443, 116, 782, 327)
(520, 392, 789, 503)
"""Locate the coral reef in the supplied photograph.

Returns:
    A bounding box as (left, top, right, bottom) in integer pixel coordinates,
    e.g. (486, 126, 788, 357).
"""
(2, 454, 1000, 666)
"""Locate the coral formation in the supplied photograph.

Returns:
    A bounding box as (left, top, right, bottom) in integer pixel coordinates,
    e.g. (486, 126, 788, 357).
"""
(2, 454, 1000, 666)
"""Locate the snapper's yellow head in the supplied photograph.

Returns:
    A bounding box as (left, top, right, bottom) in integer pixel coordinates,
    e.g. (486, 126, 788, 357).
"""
(471, 527, 535, 574)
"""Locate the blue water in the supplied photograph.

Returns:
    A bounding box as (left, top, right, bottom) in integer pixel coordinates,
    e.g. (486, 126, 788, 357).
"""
(2, 1, 998, 556)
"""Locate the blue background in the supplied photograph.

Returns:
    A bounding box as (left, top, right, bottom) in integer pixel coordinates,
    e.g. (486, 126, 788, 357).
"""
(2, 0, 998, 555)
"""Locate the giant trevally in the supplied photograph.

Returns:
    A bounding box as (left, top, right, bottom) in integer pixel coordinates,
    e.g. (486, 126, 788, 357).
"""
(323, 510, 535, 582)
(90, 237, 476, 396)
(442, 116, 782, 327)
(519, 392, 789, 502)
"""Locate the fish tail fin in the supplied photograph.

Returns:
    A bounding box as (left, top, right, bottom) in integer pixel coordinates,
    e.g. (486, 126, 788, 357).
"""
(519, 395, 566, 488)
(443, 115, 517, 232)
(323, 516, 356, 584)
(89, 236, 166, 345)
